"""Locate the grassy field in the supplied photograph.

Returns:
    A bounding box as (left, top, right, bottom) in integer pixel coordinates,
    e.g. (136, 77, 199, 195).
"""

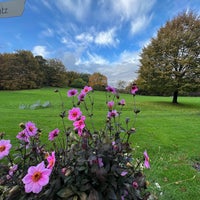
(0, 87, 200, 199)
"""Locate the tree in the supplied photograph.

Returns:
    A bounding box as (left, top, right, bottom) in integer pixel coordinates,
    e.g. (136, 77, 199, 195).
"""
(0, 51, 43, 90)
(45, 58, 67, 87)
(89, 72, 107, 90)
(137, 11, 200, 103)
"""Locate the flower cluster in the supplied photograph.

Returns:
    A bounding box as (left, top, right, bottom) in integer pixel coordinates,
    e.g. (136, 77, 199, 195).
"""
(0, 84, 150, 200)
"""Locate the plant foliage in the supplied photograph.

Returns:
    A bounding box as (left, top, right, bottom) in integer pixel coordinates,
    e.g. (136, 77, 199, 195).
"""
(0, 85, 150, 200)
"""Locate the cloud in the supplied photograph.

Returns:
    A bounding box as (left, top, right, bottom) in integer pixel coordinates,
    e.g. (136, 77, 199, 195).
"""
(94, 28, 119, 46)
(32, 45, 50, 58)
(55, 0, 91, 21)
(41, 28, 54, 37)
(130, 15, 152, 35)
(59, 49, 139, 87)
(75, 32, 94, 43)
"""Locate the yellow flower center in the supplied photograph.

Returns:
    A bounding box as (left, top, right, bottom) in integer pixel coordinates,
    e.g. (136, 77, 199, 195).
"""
(0, 145, 6, 152)
(32, 171, 42, 182)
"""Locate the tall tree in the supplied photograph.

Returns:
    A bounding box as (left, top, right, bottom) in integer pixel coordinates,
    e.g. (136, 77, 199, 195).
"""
(46, 58, 67, 87)
(89, 72, 107, 90)
(137, 11, 200, 103)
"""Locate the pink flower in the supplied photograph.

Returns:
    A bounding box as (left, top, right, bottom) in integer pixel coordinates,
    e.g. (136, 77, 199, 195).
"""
(16, 130, 30, 142)
(132, 181, 138, 189)
(119, 99, 126, 106)
(7, 164, 18, 179)
(47, 151, 56, 170)
(121, 171, 128, 176)
(68, 107, 82, 121)
(22, 161, 51, 194)
(107, 110, 119, 118)
(144, 150, 150, 168)
(73, 116, 86, 130)
(82, 86, 92, 93)
(107, 101, 114, 110)
(78, 92, 86, 101)
(48, 128, 60, 141)
(0, 140, 12, 159)
(106, 85, 117, 94)
(67, 89, 78, 97)
(25, 121, 38, 136)
(98, 158, 104, 168)
(131, 84, 138, 95)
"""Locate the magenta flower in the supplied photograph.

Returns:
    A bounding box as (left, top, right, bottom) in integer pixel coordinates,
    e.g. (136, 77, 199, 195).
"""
(67, 89, 78, 97)
(107, 110, 119, 118)
(16, 130, 30, 142)
(0, 140, 12, 159)
(107, 101, 114, 110)
(78, 92, 86, 101)
(25, 121, 38, 136)
(47, 151, 56, 170)
(68, 107, 82, 121)
(48, 128, 60, 141)
(98, 158, 104, 168)
(144, 150, 150, 168)
(119, 99, 126, 106)
(7, 164, 18, 179)
(106, 85, 117, 94)
(73, 116, 86, 130)
(82, 86, 92, 93)
(121, 171, 128, 176)
(132, 181, 138, 189)
(22, 161, 51, 194)
(131, 85, 138, 95)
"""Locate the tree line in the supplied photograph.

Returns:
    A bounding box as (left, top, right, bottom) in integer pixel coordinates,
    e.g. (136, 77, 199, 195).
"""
(0, 50, 108, 90)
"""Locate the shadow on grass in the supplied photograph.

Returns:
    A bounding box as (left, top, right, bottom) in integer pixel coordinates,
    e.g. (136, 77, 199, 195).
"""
(150, 101, 200, 110)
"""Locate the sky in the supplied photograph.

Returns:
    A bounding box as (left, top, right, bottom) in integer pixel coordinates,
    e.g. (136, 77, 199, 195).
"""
(1, 0, 200, 87)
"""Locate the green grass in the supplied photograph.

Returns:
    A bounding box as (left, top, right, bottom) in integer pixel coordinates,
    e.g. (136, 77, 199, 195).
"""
(0, 88, 200, 199)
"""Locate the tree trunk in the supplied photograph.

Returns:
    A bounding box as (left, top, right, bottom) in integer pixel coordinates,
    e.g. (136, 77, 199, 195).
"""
(172, 90, 178, 103)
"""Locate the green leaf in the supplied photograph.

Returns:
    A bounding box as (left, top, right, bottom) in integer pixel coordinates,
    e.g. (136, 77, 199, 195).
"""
(57, 187, 75, 198)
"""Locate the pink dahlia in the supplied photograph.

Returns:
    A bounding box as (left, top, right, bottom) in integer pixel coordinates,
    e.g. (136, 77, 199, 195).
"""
(22, 161, 51, 194)
(119, 99, 126, 106)
(68, 107, 82, 121)
(107, 110, 119, 118)
(78, 92, 86, 101)
(0, 139, 12, 159)
(82, 86, 92, 93)
(16, 130, 30, 142)
(131, 84, 138, 95)
(73, 116, 86, 130)
(25, 121, 38, 136)
(107, 101, 114, 110)
(106, 85, 117, 94)
(67, 89, 78, 97)
(47, 151, 56, 170)
(144, 150, 150, 169)
(48, 128, 60, 141)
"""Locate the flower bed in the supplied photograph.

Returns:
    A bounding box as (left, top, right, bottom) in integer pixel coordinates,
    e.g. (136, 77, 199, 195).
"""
(0, 85, 150, 200)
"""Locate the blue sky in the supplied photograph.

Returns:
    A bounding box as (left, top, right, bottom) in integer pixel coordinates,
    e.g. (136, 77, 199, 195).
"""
(1, 0, 200, 86)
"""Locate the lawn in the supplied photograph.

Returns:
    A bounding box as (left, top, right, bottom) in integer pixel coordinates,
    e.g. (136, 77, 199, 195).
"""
(0, 87, 200, 199)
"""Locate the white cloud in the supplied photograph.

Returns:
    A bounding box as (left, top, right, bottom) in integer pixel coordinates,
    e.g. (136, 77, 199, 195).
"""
(32, 45, 49, 58)
(60, 50, 139, 87)
(41, 28, 54, 37)
(130, 15, 152, 35)
(55, 0, 91, 21)
(75, 32, 93, 43)
(77, 52, 108, 65)
(94, 28, 118, 46)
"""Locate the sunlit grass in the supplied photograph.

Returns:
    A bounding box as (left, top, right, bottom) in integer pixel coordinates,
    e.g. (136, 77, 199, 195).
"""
(0, 88, 200, 199)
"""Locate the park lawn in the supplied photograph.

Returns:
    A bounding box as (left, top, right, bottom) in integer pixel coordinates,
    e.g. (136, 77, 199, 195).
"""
(0, 87, 200, 199)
